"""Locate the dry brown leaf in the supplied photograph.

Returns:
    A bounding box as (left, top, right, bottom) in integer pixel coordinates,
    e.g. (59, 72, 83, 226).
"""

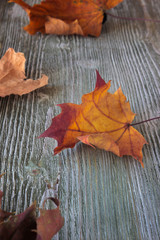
(0, 174, 14, 223)
(0, 48, 48, 97)
(46, 17, 83, 35)
(10, 0, 123, 36)
(36, 198, 64, 240)
(0, 174, 64, 239)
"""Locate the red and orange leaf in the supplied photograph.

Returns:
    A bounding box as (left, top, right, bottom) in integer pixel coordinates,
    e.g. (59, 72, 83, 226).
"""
(39, 71, 147, 167)
(10, 0, 123, 36)
(0, 48, 48, 97)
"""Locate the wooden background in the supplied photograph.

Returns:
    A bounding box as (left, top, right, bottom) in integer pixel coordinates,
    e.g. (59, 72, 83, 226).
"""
(0, 0, 160, 239)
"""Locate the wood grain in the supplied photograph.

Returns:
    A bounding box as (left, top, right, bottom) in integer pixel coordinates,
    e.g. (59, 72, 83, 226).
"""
(0, 0, 160, 239)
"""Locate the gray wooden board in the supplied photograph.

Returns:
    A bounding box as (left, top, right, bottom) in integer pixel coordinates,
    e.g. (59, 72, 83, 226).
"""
(0, 0, 160, 239)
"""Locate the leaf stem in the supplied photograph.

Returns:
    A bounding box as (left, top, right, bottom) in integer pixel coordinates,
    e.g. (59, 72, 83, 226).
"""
(131, 116, 160, 126)
(106, 12, 160, 23)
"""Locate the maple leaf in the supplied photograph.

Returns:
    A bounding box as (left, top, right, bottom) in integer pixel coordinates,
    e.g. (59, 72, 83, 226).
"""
(0, 48, 48, 97)
(10, 0, 123, 36)
(39, 71, 147, 167)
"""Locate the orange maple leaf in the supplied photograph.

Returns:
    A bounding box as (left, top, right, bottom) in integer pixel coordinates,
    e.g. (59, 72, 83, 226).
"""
(0, 48, 48, 97)
(39, 71, 147, 167)
(10, 0, 123, 36)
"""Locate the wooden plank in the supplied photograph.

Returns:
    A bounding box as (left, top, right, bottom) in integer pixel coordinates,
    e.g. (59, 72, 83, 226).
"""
(0, 0, 160, 239)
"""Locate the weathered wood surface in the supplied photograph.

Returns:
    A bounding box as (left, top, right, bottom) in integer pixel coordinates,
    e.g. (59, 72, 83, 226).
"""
(0, 0, 160, 239)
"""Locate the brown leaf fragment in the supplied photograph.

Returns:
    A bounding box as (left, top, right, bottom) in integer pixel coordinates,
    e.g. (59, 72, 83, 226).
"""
(0, 191, 3, 208)
(0, 203, 37, 240)
(0, 174, 13, 223)
(0, 191, 14, 223)
(0, 48, 48, 97)
(0, 196, 64, 240)
(45, 17, 83, 35)
(0, 209, 13, 224)
(36, 198, 64, 240)
(0, 173, 64, 239)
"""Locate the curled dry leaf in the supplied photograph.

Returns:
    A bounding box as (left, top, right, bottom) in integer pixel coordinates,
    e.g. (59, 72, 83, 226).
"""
(39, 71, 147, 167)
(45, 17, 83, 35)
(10, 0, 123, 36)
(0, 48, 48, 97)
(36, 198, 64, 240)
(0, 200, 64, 240)
(0, 193, 13, 223)
(0, 203, 37, 240)
(0, 175, 64, 240)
